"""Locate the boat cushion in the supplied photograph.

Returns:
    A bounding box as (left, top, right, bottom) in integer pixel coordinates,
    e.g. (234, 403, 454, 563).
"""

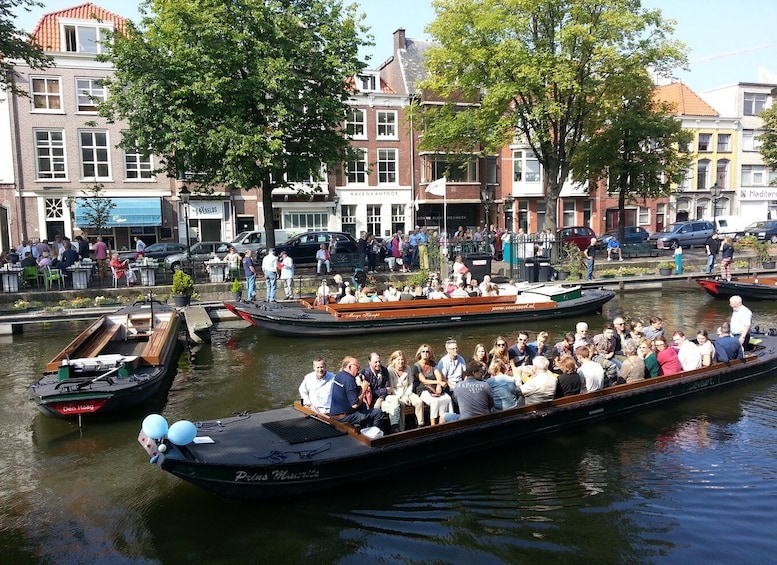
(263, 416, 345, 444)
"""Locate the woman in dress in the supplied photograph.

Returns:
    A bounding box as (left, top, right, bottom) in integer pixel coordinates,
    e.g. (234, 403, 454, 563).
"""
(387, 350, 425, 428)
(696, 329, 715, 367)
(410, 344, 452, 426)
(451, 254, 470, 284)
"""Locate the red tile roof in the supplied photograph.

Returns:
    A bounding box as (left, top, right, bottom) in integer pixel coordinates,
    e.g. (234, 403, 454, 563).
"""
(654, 82, 718, 117)
(31, 2, 126, 52)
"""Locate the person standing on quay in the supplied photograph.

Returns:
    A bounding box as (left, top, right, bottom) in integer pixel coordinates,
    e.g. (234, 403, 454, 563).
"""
(279, 251, 294, 300)
(242, 249, 257, 301)
(705, 233, 720, 274)
(261, 248, 278, 302)
(720, 237, 734, 281)
(584, 237, 596, 280)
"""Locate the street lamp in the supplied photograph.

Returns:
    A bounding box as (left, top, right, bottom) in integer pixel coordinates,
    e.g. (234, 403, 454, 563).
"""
(710, 182, 722, 230)
(480, 186, 495, 226)
(179, 185, 191, 274)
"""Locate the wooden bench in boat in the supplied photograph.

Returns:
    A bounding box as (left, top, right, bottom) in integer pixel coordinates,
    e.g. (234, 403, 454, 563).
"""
(126, 313, 153, 339)
(302, 294, 517, 312)
(139, 316, 174, 365)
(47, 322, 123, 372)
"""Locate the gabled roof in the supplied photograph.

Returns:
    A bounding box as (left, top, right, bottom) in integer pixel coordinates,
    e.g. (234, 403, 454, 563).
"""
(396, 37, 434, 95)
(654, 82, 719, 117)
(31, 2, 126, 52)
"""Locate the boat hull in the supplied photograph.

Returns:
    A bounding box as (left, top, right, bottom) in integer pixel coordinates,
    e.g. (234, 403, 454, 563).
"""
(227, 288, 615, 336)
(697, 277, 777, 301)
(139, 338, 777, 500)
(30, 302, 181, 418)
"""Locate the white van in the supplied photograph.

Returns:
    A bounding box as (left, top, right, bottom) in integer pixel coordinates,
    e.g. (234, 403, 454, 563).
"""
(714, 216, 750, 240)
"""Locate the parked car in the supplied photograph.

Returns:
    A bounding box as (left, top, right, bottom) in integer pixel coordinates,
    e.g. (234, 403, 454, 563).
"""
(164, 241, 232, 271)
(557, 226, 596, 251)
(596, 226, 650, 249)
(743, 220, 777, 243)
(648, 221, 714, 249)
(119, 242, 188, 263)
(272, 231, 358, 265)
(230, 230, 266, 257)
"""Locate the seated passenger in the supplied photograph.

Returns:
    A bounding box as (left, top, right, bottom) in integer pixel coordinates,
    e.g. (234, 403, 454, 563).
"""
(576, 345, 604, 392)
(411, 344, 452, 426)
(617, 339, 646, 384)
(487, 336, 511, 371)
(642, 316, 665, 340)
(338, 286, 357, 304)
(518, 356, 557, 405)
(427, 283, 448, 299)
(329, 356, 384, 429)
(443, 361, 494, 421)
(654, 338, 682, 375)
(485, 359, 518, 410)
(672, 330, 702, 371)
(695, 329, 715, 367)
(638, 338, 660, 377)
(387, 350, 425, 428)
(360, 352, 401, 434)
(527, 330, 549, 358)
(450, 281, 470, 298)
(714, 322, 744, 363)
(554, 356, 582, 397)
(551, 332, 576, 370)
(298, 357, 335, 414)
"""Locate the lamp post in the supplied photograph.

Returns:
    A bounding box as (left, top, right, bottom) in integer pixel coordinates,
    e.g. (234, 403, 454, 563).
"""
(480, 186, 495, 226)
(179, 185, 191, 275)
(710, 182, 722, 230)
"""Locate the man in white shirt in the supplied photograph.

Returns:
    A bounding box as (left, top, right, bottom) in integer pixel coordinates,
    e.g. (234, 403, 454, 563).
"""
(436, 339, 466, 390)
(576, 345, 604, 393)
(729, 295, 753, 350)
(298, 358, 335, 414)
(260, 248, 278, 302)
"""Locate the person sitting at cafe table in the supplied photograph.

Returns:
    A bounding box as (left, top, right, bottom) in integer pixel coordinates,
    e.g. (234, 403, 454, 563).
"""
(58, 241, 80, 275)
(20, 251, 37, 268)
(329, 356, 384, 429)
(36, 251, 52, 272)
(443, 361, 494, 422)
(109, 252, 136, 284)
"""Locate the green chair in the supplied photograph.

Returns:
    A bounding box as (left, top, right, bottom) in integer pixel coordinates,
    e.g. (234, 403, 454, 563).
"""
(22, 266, 41, 288)
(44, 266, 63, 290)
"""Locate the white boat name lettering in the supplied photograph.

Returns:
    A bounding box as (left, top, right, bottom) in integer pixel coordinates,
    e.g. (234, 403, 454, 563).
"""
(343, 312, 381, 320)
(234, 469, 320, 482)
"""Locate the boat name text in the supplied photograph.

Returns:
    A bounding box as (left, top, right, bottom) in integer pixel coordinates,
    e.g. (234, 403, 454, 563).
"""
(234, 469, 320, 482)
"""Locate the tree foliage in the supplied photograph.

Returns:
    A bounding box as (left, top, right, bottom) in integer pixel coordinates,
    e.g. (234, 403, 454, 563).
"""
(1, 0, 53, 95)
(571, 72, 692, 238)
(419, 0, 687, 232)
(757, 98, 777, 181)
(77, 183, 116, 231)
(99, 0, 370, 247)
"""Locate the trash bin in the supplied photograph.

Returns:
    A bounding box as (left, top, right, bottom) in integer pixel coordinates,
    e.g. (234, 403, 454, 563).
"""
(538, 260, 552, 282)
(462, 252, 492, 282)
(524, 257, 539, 283)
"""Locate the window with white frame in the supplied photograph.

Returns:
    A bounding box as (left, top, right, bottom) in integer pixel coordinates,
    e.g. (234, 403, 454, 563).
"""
(287, 162, 325, 183)
(562, 201, 576, 226)
(426, 155, 478, 183)
(525, 153, 541, 182)
(79, 130, 111, 179)
(743, 129, 763, 151)
(125, 151, 153, 180)
(717, 133, 731, 152)
(45, 198, 65, 221)
(677, 168, 691, 190)
(346, 108, 366, 138)
(743, 92, 768, 116)
(34, 130, 67, 179)
(391, 204, 405, 235)
(341, 205, 357, 237)
(376, 111, 397, 138)
(582, 200, 592, 227)
(536, 201, 546, 231)
(62, 22, 112, 54)
(742, 165, 767, 186)
(638, 207, 650, 225)
(366, 205, 381, 236)
(347, 148, 367, 183)
(356, 72, 380, 93)
(76, 78, 106, 112)
(513, 153, 523, 181)
(283, 212, 328, 231)
(716, 159, 729, 189)
(31, 77, 62, 111)
(696, 159, 710, 190)
(377, 148, 397, 184)
(697, 133, 712, 151)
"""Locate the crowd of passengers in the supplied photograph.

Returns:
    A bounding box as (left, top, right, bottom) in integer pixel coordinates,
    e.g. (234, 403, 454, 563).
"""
(298, 313, 748, 435)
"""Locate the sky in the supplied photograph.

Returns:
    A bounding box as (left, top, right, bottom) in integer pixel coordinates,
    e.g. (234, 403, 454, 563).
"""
(12, 0, 777, 94)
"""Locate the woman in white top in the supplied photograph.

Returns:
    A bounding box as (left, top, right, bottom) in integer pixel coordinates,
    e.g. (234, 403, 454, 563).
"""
(279, 251, 294, 300)
(696, 329, 715, 367)
(387, 350, 425, 428)
(314, 279, 330, 306)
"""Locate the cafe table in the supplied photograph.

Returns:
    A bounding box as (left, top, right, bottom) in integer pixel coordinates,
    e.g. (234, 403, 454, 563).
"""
(133, 262, 158, 286)
(1, 265, 21, 293)
(66, 264, 93, 290)
(205, 259, 227, 283)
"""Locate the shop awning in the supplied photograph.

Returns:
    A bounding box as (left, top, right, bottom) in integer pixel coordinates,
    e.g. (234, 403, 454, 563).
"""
(75, 197, 163, 227)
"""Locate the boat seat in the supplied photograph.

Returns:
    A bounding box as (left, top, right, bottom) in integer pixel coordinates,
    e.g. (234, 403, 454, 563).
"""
(126, 314, 153, 340)
(77, 323, 123, 359)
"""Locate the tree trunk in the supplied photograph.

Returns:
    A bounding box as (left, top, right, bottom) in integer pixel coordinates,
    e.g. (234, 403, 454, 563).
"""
(261, 174, 276, 249)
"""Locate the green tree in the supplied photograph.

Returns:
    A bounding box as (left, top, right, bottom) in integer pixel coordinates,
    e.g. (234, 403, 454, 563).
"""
(77, 183, 116, 233)
(571, 72, 692, 239)
(99, 0, 369, 248)
(757, 94, 777, 179)
(419, 0, 686, 233)
(1, 0, 53, 95)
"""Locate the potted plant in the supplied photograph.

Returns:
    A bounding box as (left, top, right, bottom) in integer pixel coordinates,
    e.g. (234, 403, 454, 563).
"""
(753, 240, 775, 269)
(600, 268, 618, 279)
(230, 279, 243, 301)
(556, 242, 585, 280)
(171, 270, 195, 307)
(657, 261, 674, 276)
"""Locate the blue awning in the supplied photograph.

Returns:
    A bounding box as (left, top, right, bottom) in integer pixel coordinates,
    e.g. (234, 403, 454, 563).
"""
(75, 197, 163, 227)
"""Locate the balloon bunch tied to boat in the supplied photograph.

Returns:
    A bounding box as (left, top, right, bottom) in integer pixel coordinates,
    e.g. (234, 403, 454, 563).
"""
(140, 414, 198, 463)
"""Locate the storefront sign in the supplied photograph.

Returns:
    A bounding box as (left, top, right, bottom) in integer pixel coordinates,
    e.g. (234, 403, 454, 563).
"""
(187, 201, 224, 218)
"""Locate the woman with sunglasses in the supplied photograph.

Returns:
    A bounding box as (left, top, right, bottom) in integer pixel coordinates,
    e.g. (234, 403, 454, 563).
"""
(410, 344, 452, 426)
(488, 336, 511, 371)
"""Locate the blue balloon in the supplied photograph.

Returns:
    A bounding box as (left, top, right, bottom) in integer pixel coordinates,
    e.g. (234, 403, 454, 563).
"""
(168, 420, 197, 446)
(142, 414, 169, 439)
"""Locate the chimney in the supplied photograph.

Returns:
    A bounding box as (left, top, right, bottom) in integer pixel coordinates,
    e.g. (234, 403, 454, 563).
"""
(393, 28, 406, 52)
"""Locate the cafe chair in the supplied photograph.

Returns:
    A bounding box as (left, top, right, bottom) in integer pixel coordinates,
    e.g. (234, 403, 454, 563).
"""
(43, 266, 63, 290)
(111, 266, 131, 288)
(22, 266, 41, 288)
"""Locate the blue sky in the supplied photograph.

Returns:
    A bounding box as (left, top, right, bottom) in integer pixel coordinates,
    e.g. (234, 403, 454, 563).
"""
(13, 0, 777, 93)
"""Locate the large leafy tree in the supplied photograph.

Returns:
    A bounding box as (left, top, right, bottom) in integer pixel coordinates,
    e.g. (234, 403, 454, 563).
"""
(1, 0, 53, 95)
(419, 0, 686, 233)
(757, 96, 777, 179)
(100, 0, 369, 247)
(571, 72, 692, 239)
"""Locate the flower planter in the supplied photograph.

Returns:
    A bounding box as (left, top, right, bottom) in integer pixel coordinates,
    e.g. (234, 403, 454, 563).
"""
(762, 261, 776, 270)
(231, 291, 242, 301)
(173, 294, 191, 308)
(658, 268, 672, 276)
(556, 270, 570, 281)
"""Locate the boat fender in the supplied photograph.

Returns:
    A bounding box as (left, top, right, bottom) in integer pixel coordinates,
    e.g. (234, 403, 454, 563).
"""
(150, 455, 159, 464)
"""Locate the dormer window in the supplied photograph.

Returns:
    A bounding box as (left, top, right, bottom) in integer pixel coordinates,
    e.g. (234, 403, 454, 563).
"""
(356, 71, 380, 93)
(61, 21, 113, 54)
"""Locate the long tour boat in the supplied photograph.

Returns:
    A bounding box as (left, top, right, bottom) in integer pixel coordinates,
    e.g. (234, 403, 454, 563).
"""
(697, 276, 777, 301)
(224, 284, 615, 336)
(137, 332, 777, 500)
(30, 301, 182, 419)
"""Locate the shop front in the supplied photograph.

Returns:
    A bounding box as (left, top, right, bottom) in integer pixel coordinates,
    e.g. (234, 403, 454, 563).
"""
(75, 197, 163, 251)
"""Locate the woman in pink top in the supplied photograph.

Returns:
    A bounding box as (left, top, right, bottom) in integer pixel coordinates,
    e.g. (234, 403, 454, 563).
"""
(655, 338, 683, 376)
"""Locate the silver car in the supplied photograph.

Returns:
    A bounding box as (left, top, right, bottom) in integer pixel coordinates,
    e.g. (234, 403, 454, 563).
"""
(648, 221, 714, 249)
(164, 241, 232, 271)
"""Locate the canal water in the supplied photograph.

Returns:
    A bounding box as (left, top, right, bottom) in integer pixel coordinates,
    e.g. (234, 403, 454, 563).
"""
(3, 282, 777, 564)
